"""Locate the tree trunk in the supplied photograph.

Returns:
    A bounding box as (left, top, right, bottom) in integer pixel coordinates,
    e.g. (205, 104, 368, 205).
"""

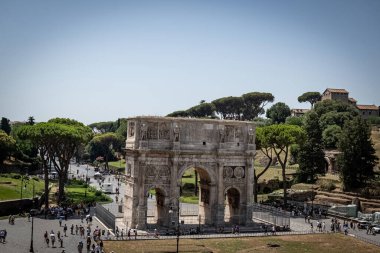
(43, 158, 49, 209)
(194, 171, 198, 196)
(253, 174, 258, 203)
(282, 165, 287, 206)
(58, 175, 65, 203)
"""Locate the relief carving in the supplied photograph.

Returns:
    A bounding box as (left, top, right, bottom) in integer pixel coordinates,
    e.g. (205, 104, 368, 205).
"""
(144, 164, 171, 184)
(159, 123, 170, 140)
(223, 166, 245, 183)
(140, 123, 147, 140)
(173, 124, 180, 142)
(248, 127, 254, 144)
(147, 122, 158, 139)
(128, 122, 135, 137)
(234, 166, 245, 179)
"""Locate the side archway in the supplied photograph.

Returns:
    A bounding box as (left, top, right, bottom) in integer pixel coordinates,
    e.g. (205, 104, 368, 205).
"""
(224, 186, 242, 225)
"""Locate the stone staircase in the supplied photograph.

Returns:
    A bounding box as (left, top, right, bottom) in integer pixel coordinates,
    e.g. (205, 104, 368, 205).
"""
(314, 190, 380, 212)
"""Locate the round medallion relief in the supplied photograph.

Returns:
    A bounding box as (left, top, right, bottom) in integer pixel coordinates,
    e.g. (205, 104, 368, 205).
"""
(234, 167, 245, 178)
(224, 167, 233, 178)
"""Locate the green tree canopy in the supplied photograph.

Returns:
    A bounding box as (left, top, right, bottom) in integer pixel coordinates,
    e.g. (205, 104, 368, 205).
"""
(19, 118, 92, 203)
(27, 116, 35, 125)
(254, 126, 276, 202)
(337, 117, 378, 190)
(314, 99, 359, 118)
(87, 132, 123, 171)
(264, 124, 306, 204)
(322, 124, 342, 149)
(212, 96, 244, 120)
(1, 117, 11, 135)
(297, 111, 326, 182)
(242, 92, 274, 120)
(319, 111, 354, 130)
(266, 102, 291, 124)
(298, 92, 321, 108)
(167, 110, 190, 117)
(0, 130, 16, 164)
(285, 116, 303, 126)
(88, 121, 118, 133)
(186, 102, 216, 118)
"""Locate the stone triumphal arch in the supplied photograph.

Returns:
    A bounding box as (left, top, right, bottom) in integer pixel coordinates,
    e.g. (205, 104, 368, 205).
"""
(123, 116, 256, 229)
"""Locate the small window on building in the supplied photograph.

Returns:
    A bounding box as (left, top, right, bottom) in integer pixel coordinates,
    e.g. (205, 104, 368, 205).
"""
(369, 111, 372, 115)
(203, 141, 206, 145)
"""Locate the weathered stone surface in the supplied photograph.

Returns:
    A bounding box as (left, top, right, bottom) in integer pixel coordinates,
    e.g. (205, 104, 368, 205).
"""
(123, 116, 256, 229)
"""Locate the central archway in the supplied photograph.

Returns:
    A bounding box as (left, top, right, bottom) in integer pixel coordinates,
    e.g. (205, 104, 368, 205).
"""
(177, 166, 214, 226)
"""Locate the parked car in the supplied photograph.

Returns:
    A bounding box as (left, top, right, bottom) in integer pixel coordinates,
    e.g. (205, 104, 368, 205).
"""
(372, 224, 380, 234)
(94, 172, 103, 179)
(357, 220, 371, 229)
(102, 183, 113, 193)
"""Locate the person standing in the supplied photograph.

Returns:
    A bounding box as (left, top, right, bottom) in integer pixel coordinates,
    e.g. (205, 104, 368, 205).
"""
(50, 231, 56, 248)
(64, 224, 68, 236)
(77, 241, 83, 253)
(59, 217, 63, 227)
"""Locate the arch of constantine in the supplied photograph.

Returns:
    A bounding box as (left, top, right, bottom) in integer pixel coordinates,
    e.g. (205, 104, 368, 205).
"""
(123, 116, 256, 229)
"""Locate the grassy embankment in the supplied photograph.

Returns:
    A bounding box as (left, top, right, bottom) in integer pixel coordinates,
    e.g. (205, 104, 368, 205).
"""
(0, 173, 45, 201)
(65, 180, 112, 204)
(103, 233, 379, 253)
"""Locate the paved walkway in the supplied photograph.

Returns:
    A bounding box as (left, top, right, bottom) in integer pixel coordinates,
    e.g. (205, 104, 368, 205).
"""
(0, 213, 109, 253)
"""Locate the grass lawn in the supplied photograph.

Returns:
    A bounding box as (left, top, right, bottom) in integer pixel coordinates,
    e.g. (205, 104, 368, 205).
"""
(66, 184, 112, 204)
(255, 166, 297, 182)
(0, 174, 45, 201)
(103, 233, 379, 253)
(108, 159, 126, 169)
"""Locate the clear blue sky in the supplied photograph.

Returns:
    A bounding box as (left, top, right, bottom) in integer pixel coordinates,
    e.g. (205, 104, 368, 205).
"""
(1, 0, 379, 124)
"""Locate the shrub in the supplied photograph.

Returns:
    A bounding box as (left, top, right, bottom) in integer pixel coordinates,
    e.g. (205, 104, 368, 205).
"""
(95, 190, 102, 196)
(319, 180, 336, 192)
(12, 174, 21, 179)
(182, 183, 195, 191)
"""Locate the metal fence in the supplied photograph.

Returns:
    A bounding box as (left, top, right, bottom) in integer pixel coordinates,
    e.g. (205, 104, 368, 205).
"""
(252, 203, 290, 227)
(95, 203, 116, 232)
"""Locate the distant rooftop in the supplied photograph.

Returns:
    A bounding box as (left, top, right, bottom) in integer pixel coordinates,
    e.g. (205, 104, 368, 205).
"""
(324, 88, 349, 94)
(349, 97, 357, 102)
(356, 104, 379, 110)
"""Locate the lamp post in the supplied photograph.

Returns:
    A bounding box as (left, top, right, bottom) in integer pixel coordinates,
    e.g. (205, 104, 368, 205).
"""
(29, 177, 35, 253)
(169, 198, 180, 253)
(84, 165, 89, 198)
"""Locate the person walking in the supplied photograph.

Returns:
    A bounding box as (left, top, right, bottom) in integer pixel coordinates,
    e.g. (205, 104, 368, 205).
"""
(50, 231, 56, 248)
(77, 241, 83, 253)
(59, 217, 63, 227)
(76, 225, 79, 235)
(64, 224, 68, 236)
(71, 224, 74, 235)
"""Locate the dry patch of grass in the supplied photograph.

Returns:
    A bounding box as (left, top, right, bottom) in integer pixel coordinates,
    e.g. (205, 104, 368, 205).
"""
(103, 234, 379, 253)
